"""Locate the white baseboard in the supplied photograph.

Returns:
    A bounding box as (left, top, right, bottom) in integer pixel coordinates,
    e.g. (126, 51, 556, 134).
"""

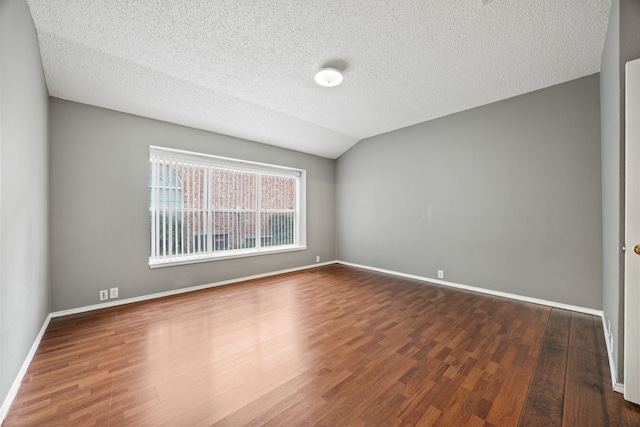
(52, 259, 602, 319)
(51, 261, 338, 318)
(601, 316, 625, 394)
(337, 261, 602, 316)
(0, 313, 53, 424)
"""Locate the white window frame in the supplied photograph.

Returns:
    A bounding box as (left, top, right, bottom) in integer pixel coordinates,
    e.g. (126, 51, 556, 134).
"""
(149, 146, 306, 268)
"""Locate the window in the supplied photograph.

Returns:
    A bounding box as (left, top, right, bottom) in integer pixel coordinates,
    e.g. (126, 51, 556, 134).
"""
(149, 146, 306, 268)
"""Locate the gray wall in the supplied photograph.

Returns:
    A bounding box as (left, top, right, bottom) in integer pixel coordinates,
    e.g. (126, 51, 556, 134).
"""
(621, 0, 640, 81)
(49, 98, 336, 311)
(0, 0, 50, 410)
(337, 75, 603, 309)
(601, 0, 640, 384)
(601, 0, 623, 384)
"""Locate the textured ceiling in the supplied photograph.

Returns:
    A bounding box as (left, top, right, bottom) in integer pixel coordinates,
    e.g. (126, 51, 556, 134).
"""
(26, 0, 611, 159)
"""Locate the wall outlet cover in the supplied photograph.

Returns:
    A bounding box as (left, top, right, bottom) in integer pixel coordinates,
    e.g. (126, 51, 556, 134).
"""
(110, 287, 119, 298)
(99, 290, 108, 301)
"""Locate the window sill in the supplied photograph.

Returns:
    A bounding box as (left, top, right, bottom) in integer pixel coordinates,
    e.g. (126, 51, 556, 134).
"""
(149, 245, 307, 269)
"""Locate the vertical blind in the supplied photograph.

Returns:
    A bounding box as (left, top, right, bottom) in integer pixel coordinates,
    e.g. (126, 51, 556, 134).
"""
(149, 147, 301, 266)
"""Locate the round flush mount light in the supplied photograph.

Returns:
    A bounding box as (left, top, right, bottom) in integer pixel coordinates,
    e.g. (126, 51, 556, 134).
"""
(315, 67, 343, 87)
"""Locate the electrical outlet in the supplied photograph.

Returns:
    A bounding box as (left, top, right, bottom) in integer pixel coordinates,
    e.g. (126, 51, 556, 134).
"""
(110, 287, 119, 299)
(99, 290, 108, 301)
(316, 256, 320, 263)
(437, 270, 444, 279)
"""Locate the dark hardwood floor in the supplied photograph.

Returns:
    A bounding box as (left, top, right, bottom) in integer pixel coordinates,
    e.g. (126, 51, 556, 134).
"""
(3, 264, 640, 426)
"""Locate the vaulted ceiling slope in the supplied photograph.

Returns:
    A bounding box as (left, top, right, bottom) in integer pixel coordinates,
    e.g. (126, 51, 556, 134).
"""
(26, 0, 610, 159)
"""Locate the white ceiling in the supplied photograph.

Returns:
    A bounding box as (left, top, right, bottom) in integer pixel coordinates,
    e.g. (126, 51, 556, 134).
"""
(26, 0, 611, 159)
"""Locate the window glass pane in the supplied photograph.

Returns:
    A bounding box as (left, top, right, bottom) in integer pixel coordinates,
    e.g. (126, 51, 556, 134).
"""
(261, 211, 295, 247)
(260, 175, 295, 210)
(188, 211, 207, 254)
(184, 164, 206, 210)
(212, 169, 257, 210)
(155, 211, 183, 256)
(237, 211, 255, 250)
(148, 162, 183, 209)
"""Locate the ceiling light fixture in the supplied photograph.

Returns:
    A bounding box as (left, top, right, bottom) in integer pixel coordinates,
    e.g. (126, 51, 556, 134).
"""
(315, 68, 343, 87)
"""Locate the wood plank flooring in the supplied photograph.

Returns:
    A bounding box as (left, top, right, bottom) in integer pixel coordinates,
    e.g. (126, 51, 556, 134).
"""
(3, 264, 640, 426)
